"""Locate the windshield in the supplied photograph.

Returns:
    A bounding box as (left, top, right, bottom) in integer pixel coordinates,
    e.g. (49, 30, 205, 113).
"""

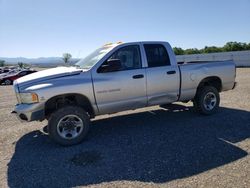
(76, 45, 117, 69)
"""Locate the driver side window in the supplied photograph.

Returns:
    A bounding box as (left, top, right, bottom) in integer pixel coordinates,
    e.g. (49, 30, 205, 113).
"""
(105, 45, 142, 71)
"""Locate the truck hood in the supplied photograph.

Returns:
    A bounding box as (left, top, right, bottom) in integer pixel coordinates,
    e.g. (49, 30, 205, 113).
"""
(16, 66, 83, 86)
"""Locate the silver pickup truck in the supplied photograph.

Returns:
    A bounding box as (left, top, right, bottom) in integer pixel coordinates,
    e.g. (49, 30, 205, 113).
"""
(13, 41, 237, 146)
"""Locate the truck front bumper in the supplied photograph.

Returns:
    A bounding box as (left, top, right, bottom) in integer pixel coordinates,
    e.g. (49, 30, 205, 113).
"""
(12, 103, 45, 122)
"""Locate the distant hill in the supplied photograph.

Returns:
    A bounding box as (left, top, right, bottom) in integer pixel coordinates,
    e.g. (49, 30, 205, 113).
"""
(0, 57, 80, 67)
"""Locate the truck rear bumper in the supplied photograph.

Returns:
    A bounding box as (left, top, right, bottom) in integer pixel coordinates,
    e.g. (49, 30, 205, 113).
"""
(12, 103, 45, 122)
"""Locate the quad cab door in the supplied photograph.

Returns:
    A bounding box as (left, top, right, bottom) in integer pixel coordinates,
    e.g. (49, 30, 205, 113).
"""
(143, 43, 180, 105)
(92, 45, 147, 114)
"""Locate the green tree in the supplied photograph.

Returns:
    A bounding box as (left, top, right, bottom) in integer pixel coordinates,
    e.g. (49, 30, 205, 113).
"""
(173, 47, 185, 55)
(62, 53, 72, 64)
(202, 46, 222, 53)
(223, 42, 248, 52)
(184, 48, 201, 55)
(0, 60, 5, 67)
(18, 62, 24, 69)
(247, 43, 250, 50)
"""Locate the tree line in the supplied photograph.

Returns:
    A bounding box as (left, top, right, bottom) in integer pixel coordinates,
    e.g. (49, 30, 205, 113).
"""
(173, 41, 250, 55)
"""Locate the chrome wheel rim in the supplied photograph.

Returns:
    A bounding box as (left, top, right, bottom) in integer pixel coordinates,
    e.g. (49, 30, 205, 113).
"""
(203, 92, 217, 111)
(57, 115, 84, 140)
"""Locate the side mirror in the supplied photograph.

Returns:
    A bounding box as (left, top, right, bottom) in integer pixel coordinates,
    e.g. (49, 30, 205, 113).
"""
(99, 59, 122, 73)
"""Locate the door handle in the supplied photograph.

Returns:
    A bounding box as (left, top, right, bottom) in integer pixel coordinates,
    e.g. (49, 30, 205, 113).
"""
(167, 70, 176, 75)
(133, 74, 144, 79)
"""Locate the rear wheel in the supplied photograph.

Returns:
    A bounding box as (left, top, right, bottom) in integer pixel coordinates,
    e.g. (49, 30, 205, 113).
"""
(48, 106, 90, 146)
(193, 86, 220, 115)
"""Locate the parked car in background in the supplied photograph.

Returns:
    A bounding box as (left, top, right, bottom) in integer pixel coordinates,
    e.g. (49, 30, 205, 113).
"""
(0, 69, 37, 85)
(0, 69, 18, 78)
(0, 68, 10, 74)
(0, 66, 20, 75)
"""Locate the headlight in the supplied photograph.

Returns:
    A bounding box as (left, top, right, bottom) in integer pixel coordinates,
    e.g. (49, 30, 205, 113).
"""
(19, 93, 39, 104)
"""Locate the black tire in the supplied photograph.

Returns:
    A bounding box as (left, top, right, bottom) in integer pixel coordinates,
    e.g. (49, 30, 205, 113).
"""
(4, 79, 12, 85)
(48, 106, 90, 146)
(193, 86, 220, 115)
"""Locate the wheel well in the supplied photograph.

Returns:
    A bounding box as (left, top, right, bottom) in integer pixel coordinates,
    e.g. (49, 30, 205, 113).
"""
(45, 94, 95, 119)
(196, 76, 222, 94)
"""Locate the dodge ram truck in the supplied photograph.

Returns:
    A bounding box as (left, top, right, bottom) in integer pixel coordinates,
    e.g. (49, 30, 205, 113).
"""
(13, 41, 237, 146)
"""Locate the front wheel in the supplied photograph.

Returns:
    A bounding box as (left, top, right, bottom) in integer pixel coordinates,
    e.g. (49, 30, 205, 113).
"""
(48, 106, 90, 146)
(193, 86, 220, 115)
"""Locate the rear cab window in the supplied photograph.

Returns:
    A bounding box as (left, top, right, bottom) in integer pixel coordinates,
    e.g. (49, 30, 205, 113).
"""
(144, 44, 171, 67)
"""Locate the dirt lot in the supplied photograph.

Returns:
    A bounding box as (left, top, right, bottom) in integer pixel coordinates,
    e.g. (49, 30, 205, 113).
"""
(0, 68, 249, 188)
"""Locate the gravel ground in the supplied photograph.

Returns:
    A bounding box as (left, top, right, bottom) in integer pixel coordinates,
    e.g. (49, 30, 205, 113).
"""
(0, 68, 249, 188)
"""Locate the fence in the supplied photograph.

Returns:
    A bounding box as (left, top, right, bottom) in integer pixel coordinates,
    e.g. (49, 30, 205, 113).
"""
(176, 50, 250, 67)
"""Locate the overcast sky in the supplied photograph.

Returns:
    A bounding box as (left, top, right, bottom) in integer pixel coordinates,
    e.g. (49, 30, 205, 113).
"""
(0, 0, 250, 58)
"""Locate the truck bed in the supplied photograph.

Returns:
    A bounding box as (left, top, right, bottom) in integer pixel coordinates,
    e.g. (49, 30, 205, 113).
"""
(178, 60, 236, 101)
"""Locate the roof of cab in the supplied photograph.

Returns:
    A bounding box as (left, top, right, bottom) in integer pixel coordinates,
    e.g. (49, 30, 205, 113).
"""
(103, 41, 169, 48)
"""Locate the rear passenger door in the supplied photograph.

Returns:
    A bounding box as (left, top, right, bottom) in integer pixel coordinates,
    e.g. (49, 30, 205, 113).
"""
(144, 44, 180, 105)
